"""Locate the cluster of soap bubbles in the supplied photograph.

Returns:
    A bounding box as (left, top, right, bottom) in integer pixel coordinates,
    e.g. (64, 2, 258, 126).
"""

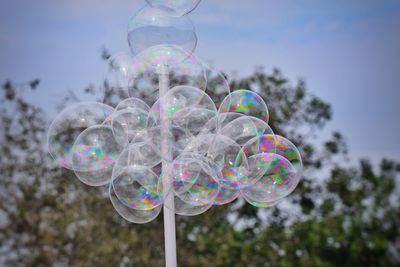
(47, 0, 303, 224)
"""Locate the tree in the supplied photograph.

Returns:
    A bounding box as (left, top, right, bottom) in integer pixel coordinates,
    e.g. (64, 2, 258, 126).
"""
(0, 65, 399, 266)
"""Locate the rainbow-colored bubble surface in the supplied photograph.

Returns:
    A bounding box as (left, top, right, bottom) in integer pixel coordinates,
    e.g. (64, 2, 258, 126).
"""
(219, 89, 269, 123)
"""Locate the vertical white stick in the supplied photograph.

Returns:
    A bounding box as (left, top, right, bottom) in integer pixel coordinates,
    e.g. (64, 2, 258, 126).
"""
(159, 64, 178, 267)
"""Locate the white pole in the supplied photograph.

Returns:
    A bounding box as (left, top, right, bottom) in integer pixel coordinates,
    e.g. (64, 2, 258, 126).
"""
(159, 64, 178, 267)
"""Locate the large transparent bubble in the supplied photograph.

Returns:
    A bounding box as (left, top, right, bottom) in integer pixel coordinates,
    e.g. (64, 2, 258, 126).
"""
(71, 125, 122, 186)
(241, 153, 298, 205)
(109, 183, 161, 224)
(173, 197, 213, 216)
(131, 124, 194, 162)
(128, 45, 206, 106)
(145, 0, 202, 16)
(128, 7, 197, 55)
(236, 134, 277, 188)
(219, 90, 269, 123)
(220, 116, 273, 146)
(149, 86, 217, 136)
(237, 134, 303, 206)
(159, 153, 220, 210)
(200, 112, 244, 136)
(116, 97, 150, 112)
(111, 107, 149, 146)
(112, 165, 162, 210)
(47, 102, 114, 170)
(114, 141, 162, 169)
(242, 134, 302, 172)
(184, 134, 242, 205)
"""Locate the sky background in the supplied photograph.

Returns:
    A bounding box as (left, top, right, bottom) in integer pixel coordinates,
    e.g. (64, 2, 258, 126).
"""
(0, 0, 399, 163)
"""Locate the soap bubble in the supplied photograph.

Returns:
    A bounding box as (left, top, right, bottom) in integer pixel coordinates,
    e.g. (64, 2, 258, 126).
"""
(128, 45, 206, 106)
(149, 85, 217, 120)
(242, 134, 302, 172)
(173, 197, 213, 216)
(241, 153, 298, 205)
(145, 0, 202, 16)
(234, 134, 277, 188)
(111, 107, 149, 146)
(116, 97, 150, 112)
(219, 90, 269, 122)
(132, 124, 193, 161)
(184, 134, 240, 171)
(220, 116, 273, 146)
(149, 86, 217, 136)
(128, 7, 197, 55)
(237, 134, 303, 205)
(47, 102, 114, 170)
(102, 53, 134, 106)
(112, 165, 162, 210)
(159, 153, 220, 209)
(183, 134, 241, 205)
(114, 141, 161, 169)
(109, 183, 161, 223)
(200, 112, 244, 136)
(71, 125, 122, 186)
(171, 107, 217, 136)
(268, 135, 303, 172)
(241, 134, 277, 158)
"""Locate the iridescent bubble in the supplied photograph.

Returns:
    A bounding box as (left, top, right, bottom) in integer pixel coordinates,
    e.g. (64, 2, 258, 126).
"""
(128, 45, 206, 106)
(112, 165, 161, 210)
(47, 102, 114, 170)
(235, 134, 277, 187)
(243, 134, 302, 172)
(220, 116, 273, 146)
(71, 125, 122, 186)
(128, 7, 197, 55)
(241, 134, 277, 158)
(268, 135, 303, 172)
(102, 53, 134, 106)
(109, 183, 162, 224)
(184, 134, 241, 205)
(159, 153, 220, 209)
(111, 107, 149, 146)
(241, 153, 298, 204)
(237, 135, 303, 205)
(146, 0, 202, 16)
(219, 90, 269, 122)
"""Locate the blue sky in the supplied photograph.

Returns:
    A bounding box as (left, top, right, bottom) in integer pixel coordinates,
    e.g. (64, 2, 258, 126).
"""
(0, 0, 399, 162)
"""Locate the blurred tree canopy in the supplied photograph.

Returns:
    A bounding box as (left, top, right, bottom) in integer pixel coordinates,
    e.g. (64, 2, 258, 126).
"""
(0, 65, 399, 267)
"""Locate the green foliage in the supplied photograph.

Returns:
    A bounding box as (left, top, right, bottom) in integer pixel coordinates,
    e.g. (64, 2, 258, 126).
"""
(0, 68, 399, 267)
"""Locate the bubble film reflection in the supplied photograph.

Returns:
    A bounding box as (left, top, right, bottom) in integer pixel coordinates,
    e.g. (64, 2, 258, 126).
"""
(219, 90, 269, 122)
